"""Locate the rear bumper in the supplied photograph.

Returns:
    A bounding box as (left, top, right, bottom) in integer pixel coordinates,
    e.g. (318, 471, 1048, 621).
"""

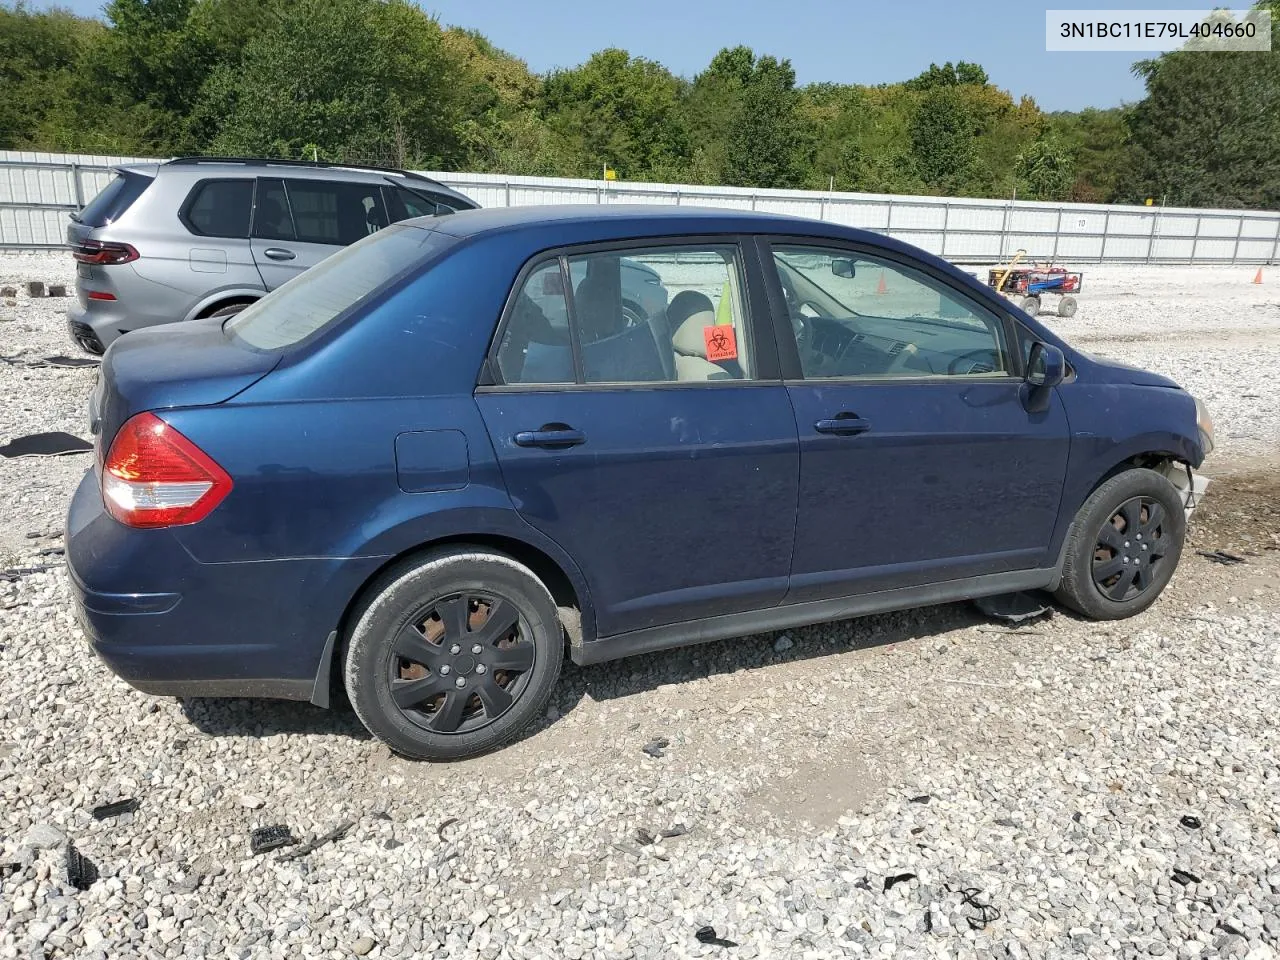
(66, 469, 380, 703)
(66, 298, 127, 352)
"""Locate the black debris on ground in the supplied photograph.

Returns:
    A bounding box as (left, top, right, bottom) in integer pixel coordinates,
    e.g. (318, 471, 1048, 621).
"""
(958, 887, 1001, 930)
(91, 798, 140, 821)
(635, 828, 655, 846)
(1, 564, 61, 583)
(909, 794, 931, 804)
(39, 354, 100, 368)
(276, 822, 353, 862)
(884, 873, 917, 892)
(46, 284, 68, 298)
(436, 817, 458, 841)
(65, 843, 98, 891)
(973, 591, 1052, 623)
(695, 925, 738, 948)
(1171, 868, 1203, 886)
(641, 737, 671, 759)
(1180, 815, 1202, 830)
(660, 823, 688, 838)
(0, 432, 93, 459)
(1196, 550, 1247, 565)
(249, 825, 297, 856)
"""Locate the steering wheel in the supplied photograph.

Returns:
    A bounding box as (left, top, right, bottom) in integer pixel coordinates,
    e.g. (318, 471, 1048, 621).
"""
(947, 349, 997, 376)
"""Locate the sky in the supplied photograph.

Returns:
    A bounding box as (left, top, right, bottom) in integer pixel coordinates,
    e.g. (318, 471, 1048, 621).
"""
(38, 0, 1210, 111)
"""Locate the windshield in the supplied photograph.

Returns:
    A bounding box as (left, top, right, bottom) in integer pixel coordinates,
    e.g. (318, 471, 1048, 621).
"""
(226, 224, 456, 351)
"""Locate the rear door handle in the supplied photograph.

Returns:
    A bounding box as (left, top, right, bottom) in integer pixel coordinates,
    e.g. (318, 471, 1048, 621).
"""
(814, 416, 871, 436)
(263, 248, 296, 261)
(514, 427, 586, 449)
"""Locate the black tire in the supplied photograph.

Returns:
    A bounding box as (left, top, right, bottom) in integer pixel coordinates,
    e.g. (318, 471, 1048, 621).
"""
(1057, 296, 1078, 318)
(1054, 468, 1185, 620)
(343, 548, 563, 760)
(1021, 295, 1041, 315)
(201, 301, 254, 319)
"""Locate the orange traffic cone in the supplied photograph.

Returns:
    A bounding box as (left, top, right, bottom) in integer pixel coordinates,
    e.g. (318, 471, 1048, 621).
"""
(876, 271, 887, 295)
(1253, 267, 1264, 284)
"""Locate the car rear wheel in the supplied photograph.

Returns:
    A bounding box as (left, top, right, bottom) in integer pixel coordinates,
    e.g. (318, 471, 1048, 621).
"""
(201, 301, 255, 320)
(1054, 468, 1185, 620)
(343, 548, 563, 760)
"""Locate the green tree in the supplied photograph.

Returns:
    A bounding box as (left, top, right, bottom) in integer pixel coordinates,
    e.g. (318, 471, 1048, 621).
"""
(0, 2, 102, 150)
(540, 49, 687, 180)
(903, 61, 990, 91)
(1121, 6, 1280, 206)
(909, 86, 978, 193)
(727, 55, 805, 188)
(1015, 133, 1075, 200)
(1046, 107, 1129, 202)
(196, 0, 463, 166)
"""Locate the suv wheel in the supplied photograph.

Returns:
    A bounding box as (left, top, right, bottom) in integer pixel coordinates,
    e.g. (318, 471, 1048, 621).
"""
(343, 548, 563, 760)
(203, 301, 253, 319)
(1054, 468, 1185, 620)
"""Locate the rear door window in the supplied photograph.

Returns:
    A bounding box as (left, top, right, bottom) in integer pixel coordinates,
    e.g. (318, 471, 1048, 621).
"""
(76, 172, 152, 227)
(182, 179, 254, 238)
(284, 179, 389, 246)
(252, 178, 295, 241)
(225, 224, 456, 351)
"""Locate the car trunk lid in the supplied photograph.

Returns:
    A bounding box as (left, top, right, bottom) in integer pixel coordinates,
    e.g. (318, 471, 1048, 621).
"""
(92, 318, 280, 452)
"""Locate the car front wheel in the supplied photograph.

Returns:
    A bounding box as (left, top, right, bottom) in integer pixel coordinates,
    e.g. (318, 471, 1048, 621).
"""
(1054, 468, 1186, 620)
(344, 548, 564, 760)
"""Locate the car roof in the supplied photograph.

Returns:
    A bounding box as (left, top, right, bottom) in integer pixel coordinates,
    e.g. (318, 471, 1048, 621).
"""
(141, 158, 474, 205)
(424, 203, 898, 251)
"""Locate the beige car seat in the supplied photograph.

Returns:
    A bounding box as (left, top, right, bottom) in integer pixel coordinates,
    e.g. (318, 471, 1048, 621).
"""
(667, 291, 734, 381)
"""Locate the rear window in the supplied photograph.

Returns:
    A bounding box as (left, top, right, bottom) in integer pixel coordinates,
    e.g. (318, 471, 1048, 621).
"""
(75, 172, 152, 227)
(225, 224, 456, 351)
(285, 179, 388, 245)
(183, 179, 254, 238)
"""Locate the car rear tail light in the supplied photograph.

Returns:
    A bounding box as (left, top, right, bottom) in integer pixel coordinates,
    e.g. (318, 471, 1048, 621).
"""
(86, 290, 117, 301)
(71, 239, 139, 265)
(102, 413, 232, 528)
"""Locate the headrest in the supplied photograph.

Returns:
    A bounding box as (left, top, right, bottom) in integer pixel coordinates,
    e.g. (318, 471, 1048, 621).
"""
(672, 309, 717, 357)
(667, 290, 715, 329)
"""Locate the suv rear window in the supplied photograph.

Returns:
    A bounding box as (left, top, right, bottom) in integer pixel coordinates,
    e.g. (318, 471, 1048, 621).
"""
(183, 179, 254, 238)
(226, 224, 456, 351)
(75, 172, 152, 227)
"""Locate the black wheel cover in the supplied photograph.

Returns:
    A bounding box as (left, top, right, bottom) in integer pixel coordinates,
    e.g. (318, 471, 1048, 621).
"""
(386, 592, 536, 735)
(1091, 496, 1170, 602)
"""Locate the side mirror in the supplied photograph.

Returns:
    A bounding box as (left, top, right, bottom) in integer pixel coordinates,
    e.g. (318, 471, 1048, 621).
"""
(1026, 342, 1066, 388)
(831, 258, 856, 279)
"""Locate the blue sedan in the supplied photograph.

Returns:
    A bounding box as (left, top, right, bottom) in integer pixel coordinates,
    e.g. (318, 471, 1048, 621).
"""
(67, 206, 1213, 759)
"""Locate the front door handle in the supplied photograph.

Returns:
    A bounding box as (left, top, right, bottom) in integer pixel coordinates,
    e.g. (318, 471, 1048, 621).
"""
(263, 248, 296, 261)
(514, 425, 586, 449)
(814, 415, 871, 436)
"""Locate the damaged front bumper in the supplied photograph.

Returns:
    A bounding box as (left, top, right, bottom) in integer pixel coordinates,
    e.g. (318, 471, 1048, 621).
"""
(1160, 463, 1211, 520)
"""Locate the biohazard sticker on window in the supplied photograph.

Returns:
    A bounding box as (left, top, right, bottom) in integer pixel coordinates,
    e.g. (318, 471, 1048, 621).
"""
(703, 325, 738, 362)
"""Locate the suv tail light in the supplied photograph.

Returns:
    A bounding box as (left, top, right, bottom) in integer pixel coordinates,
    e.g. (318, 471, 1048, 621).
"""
(102, 413, 232, 528)
(71, 239, 139, 265)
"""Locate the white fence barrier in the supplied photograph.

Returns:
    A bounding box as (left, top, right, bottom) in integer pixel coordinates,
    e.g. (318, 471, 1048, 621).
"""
(4, 150, 1279, 264)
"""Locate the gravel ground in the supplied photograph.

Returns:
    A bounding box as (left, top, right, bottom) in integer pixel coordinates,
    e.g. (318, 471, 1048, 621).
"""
(2, 253, 1279, 960)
